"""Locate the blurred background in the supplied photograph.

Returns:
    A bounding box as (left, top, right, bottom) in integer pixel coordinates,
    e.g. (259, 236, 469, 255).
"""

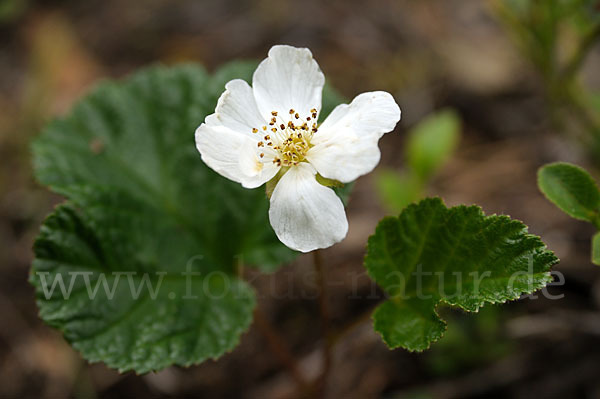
(1, 0, 600, 398)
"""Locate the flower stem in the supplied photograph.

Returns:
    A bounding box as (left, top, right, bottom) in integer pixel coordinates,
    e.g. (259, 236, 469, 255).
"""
(253, 307, 309, 389)
(313, 250, 332, 397)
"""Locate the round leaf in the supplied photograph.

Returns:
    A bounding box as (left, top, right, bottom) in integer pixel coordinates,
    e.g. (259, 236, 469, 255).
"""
(31, 62, 336, 373)
(405, 109, 461, 182)
(538, 162, 600, 224)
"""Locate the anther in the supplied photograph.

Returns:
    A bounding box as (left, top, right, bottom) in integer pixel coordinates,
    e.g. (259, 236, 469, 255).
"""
(252, 128, 258, 133)
(257, 142, 264, 147)
(271, 111, 278, 116)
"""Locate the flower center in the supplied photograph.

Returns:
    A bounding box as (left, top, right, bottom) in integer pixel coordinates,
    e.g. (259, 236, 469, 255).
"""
(251, 108, 319, 167)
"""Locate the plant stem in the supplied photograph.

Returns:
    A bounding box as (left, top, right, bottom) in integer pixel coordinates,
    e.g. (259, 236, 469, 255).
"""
(254, 307, 309, 389)
(313, 250, 332, 397)
(561, 22, 600, 83)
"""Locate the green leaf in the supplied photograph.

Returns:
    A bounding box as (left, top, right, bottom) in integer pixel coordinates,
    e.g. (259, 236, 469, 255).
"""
(30, 62, 347, 372)
(321, 82, 347, 121)
(375, 169, 423, 213)
(538, 162, 600, 225)
(592, 232, 600, 266)
(32, 200, 255, 374)
(365, 197, 557, 351)
(333, 182, 354, 207)
(405, 109, 461, 182)
(590, 92, 600, 112)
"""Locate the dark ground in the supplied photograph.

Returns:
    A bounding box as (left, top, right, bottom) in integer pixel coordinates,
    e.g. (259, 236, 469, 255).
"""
(1, 0, 600, 398)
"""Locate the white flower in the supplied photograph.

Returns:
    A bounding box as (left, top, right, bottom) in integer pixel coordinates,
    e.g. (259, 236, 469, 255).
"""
(195, 45, 401, 253)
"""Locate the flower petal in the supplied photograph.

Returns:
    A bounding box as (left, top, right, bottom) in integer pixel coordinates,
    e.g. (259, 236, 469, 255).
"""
(205, 79, 266, 135)
(306, 91, 401, 183)
(253, 45, 325, 119)
(238, 143, 280, 189)
(269, 163, 348, 252)
(195, 123, 279, 187)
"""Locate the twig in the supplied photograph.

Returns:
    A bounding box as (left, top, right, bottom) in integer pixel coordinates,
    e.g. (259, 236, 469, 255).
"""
(253, 307, 309, 389)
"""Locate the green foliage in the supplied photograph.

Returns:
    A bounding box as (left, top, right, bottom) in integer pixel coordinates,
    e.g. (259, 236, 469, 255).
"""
(375, 109, 461, 213)
(365, 197, 557, 351)
(425, 306, 513, 376)
(496, 0, 600, 157)
(538, 162, 600, 224)
(406, 109, 461, 182)
(32, 63, 296, 272)
(496, 0, 599, 72)
(591, 93, 600, 112)
(538, 162, 600, 266)
(30, 62, 347, 373)
(0, 0, 28, 23)
(33, 202, 255, 374)
(333, 183, 354, 207)
(593, 232, 600, 265)
(375, 170, 422, 214)
(321, 82, 347, 123)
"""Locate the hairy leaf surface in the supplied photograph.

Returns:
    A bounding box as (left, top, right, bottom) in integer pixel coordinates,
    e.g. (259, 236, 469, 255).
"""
(365, 198, 557, 351)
